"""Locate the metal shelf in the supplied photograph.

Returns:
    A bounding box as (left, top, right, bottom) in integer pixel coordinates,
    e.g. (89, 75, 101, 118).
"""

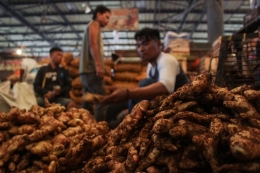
(237, 7, 260, 34)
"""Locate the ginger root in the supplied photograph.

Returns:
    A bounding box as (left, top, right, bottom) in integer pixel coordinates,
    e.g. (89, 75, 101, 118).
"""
(9, 125, 35, 135)
(29, 140, 52, 156)
(230, 129, 260, 161)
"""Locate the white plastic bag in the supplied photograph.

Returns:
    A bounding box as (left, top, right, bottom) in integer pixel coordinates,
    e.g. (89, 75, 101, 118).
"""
(164, 31, 189, 48)
(13, 82, 37, 110)
(21, 58, 38, 83)
(0, 81, 17, 112)
(0, 92, 17, 112)
(0, 80, 11, 95)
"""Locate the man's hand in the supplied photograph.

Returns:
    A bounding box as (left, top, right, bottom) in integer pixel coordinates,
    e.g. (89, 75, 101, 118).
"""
(104, 85, 118, 94)
(53, 86, 61, 96)
(101, 88, 129, 104)
(45, 91, 55, 100)
(83, 92, 103, 104)
(96, 66, 105, 79)
(53, 89, 60, 96)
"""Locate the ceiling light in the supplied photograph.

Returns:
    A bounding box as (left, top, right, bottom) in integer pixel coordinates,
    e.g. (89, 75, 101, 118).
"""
(85, 5, 91, 13)
(16, 49, 22, 55)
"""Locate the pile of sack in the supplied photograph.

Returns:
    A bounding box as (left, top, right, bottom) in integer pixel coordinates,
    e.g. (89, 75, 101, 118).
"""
(104, 59, 114, 87)
(113, 62, 146, 89)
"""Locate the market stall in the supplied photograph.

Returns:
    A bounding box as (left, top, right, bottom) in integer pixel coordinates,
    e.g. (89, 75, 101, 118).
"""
(1, 73, 260, 172)
(0, 1, 259, 172)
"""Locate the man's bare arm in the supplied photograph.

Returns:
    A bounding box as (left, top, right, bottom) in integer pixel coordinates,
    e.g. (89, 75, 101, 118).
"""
(129, 82, 169, 100)
(101, 82, 169, 104)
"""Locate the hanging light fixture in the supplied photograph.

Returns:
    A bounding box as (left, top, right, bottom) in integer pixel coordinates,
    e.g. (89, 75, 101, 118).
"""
(85, 4, 91, 13)
(82, 2, 91, 13)
(16, 49, 22, 55)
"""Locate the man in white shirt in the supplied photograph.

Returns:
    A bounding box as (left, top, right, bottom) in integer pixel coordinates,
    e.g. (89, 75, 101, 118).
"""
(102, 28, 190, 111)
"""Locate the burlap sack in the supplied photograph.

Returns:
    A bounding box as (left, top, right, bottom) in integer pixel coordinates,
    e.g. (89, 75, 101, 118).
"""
(114, 72, 139, 82)
(68, 66, 79, 78)
(71, 77, 82, 89)
(105, 65, 112, 76)
(112, 81, 139, 89)
(134, 65, 147, 81)
(62, 52, 74, 66)
(104, 76, 113, 85)
(104, 59, 114, 67)
(114, 63, 142, 73)
(136, 71, 147, 82)
(71, 88, 83, 97)
(69, 90, 82, 105)
(70, 58, 80, 68)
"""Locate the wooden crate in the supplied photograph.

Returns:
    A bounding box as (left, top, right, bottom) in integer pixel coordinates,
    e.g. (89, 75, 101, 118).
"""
(211, 36, 221, 57)
(200, 55, 218, 74)
(171, 47, 190, 55)
(167, 38, 190, 55)
(176, 57, 187, 73)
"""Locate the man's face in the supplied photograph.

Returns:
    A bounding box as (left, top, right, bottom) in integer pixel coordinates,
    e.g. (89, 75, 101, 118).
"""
(97, 11, 111, 27)
(51, 51, 63, 65)
(136, 37, 161, 62)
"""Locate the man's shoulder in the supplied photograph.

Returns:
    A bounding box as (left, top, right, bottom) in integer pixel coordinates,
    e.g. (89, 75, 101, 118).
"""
(58, 65, 68, 71)
(89, 21, 100, 30)
(160, 52, 179, 64)
(58, 66, 70, 74)
(161, 52, 175, 58)
(38, 64, 49, 71)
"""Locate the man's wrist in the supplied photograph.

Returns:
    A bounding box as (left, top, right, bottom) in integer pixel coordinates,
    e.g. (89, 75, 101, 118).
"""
(51, 90, 57, 96)
(95, 63, 102, 68)
(53, 91, 57, 96)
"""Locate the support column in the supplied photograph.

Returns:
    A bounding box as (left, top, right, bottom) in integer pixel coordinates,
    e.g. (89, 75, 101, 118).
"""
(207, 0, 224, 43)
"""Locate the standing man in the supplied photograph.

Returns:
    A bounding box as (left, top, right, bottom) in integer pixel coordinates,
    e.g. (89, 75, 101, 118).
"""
(34, 47, 77, 110)
(79, 5, 111, 121)
(101, 28, 190, 112)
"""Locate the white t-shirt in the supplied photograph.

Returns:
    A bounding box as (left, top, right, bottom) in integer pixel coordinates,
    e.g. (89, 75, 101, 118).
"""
(147, 52, 180, 93)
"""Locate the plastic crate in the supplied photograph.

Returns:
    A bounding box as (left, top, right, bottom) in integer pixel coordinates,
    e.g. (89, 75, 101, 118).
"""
(215, 32, 260, 89)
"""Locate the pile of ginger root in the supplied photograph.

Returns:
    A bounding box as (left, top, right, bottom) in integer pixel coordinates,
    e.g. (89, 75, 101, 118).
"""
(80, 72, 260, 173)
(0, 97, 110, 173)
(2, 72, 260, 173)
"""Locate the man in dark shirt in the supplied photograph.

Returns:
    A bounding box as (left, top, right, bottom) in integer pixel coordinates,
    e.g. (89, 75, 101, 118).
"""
(34, 47, 77, 110)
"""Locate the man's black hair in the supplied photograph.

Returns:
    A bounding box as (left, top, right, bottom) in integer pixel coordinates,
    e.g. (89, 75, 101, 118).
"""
(49, 47, 63, 55)
(134, 27, 160, 41)
(92, 5, 111, 20)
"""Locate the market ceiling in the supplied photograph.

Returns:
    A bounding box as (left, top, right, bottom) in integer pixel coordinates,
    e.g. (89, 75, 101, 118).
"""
(0, 0, 251, 57)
